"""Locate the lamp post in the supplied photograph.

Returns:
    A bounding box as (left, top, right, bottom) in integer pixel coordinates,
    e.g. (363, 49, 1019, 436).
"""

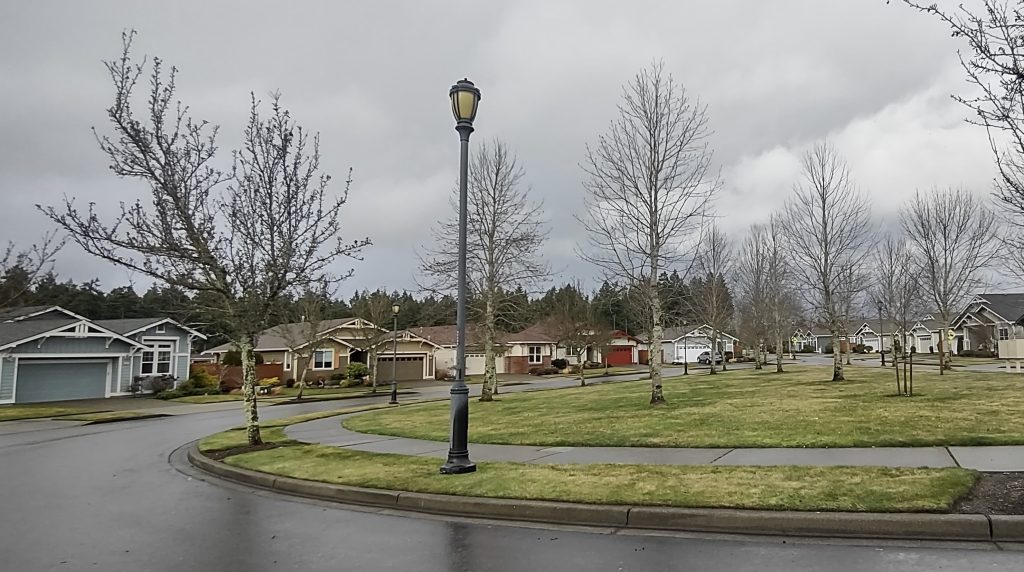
(389, 304, 400, 405)
(877, 299, 886, 367)
(440, 78, 480, 475)
(682, 323, 689, 375)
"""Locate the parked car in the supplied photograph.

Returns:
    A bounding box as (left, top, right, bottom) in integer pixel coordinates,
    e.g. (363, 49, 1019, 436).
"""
(697, 351, 724, 365)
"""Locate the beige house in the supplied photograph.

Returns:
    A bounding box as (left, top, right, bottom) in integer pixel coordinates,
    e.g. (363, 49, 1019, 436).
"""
(205, 317, 386, 382)
(403, 323, 559, 376)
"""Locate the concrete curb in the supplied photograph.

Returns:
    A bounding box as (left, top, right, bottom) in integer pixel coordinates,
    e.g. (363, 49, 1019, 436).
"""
(187, 445, 1023, 542)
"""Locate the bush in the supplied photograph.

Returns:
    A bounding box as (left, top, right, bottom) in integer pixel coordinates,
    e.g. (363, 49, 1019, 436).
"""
(345, 362, 370, 380)
(258, 377, 280, 387)
(148, 375, 175, 394)
(434, 368, 452, 381)
(551, 358, 569, 370)
(221, 350, 265, 366)
(340, 378, 363, 388)
(724, 351, 734, 361)
(528, 366, 560, 376)
(188, 369, 218, 389)
(285, 378, 296, 388)
(864, 345, 874, 353)
(929, 345, 934, 354)
(155, 389, 184, 400)
(583, 361, 604, 369)
(800, 345, 816, 353)
(327, 372, 345, 382)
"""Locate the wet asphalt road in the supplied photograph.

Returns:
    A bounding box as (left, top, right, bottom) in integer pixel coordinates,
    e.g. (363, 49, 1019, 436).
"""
(1, 394, 1022, 571)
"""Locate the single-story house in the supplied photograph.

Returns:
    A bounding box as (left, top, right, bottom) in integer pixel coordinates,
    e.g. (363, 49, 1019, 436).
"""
(661, 325, 739, 364)
(0, 305, 205, 404)
(852, 320, 902, 352)
(205, 317, 386, 382)
(605, 330, 644, 366)
(952, 293, 1024, 354)
(791, 327, 834, 353)
(405, 323, 559, 375)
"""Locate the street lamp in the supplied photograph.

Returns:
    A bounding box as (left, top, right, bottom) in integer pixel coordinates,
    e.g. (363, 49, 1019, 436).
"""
(682, 322, 689, 375)
(877, 299, 886, 367)
(440, 78, 480, 475)
(389, 304, 400, 405)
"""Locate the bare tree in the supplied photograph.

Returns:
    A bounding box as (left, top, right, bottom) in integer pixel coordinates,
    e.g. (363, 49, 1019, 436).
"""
(872, 233, 921, 395)
(541, 282, 612, 386)
(780, 142, 872, 381)
(278, 288, 332, 400)
(735, 221, 792, 373)
(0, 231, 65, 307)
(578, 61, 719, 404)
(903, 1, 1024, 278)
(421, 139, 549, 402)
(349, 290, 396, 392)
(39, 33, 368, 445)
(900, 187, 998, 373)
(690, 224, 733, 374)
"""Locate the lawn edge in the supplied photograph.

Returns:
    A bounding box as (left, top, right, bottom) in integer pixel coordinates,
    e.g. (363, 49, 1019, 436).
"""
(186, 443, 1021, 542)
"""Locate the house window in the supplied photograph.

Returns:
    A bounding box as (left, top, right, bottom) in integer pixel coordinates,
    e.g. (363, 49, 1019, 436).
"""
(528, 345, 542, 364)
(313, 349, 334, 370)
(999, 327, 1009, 341)
(155, 323, 166, 334)
(141, 343, 173, 375)
(284, 352, 292, 371)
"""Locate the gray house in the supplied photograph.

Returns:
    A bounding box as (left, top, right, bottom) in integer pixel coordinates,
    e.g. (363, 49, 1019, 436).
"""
(0, 306, 205, 404)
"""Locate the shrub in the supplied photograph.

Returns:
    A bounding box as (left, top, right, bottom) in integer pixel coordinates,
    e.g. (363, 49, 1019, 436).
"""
(340, 378, 363, 388)
(346, 362, 370, 380)
(929, 345, 934, 354)
(800, 345, 816, 353)
(285, 378, 296, 388)
(148, 375, 175, 394)
(551, 358, 569, 370)
(258, 377, 280, 387)
(434, 368, 452, 381)
(328, 372, 346, 382)
(188, 369, 218, 389)
(155, 389, 184, 400)
(583, 361, 604, 369)
(529, 366, 559, 376)
(864, 345, 874, 353)
(724, 351, 734, 361)
(221, 350, 265, 366)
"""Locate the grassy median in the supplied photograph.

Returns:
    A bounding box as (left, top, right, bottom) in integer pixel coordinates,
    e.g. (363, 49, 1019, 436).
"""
(205, 435, 976, 512)
(343, 364, 1024, 448)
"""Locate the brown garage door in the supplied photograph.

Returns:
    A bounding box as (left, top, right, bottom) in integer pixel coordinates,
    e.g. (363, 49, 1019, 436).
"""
(376, 356, 425, 381)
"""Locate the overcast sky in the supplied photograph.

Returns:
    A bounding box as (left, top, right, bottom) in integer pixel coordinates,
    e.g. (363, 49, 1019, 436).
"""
(0, 0, 1010, 298)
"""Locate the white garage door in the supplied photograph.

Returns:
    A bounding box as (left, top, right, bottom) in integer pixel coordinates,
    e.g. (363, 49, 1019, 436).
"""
(675, 343, 711, 364)
(465, 353, 505, 375)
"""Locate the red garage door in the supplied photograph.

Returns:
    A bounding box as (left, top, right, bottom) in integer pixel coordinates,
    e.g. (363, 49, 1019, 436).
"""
(606, 346, 634, 366)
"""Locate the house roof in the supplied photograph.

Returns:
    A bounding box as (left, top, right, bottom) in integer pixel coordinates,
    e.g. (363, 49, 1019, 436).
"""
(205, 317, 368, 353)
(94, 317, 208, 339)
(854, 319, 903, 336)
(403, 324, 554, 347)
(971, 293, 1024, 324)
(0, 318, 79, 347)
(0, 305, 83, 322)
(663, 325, 739, 342)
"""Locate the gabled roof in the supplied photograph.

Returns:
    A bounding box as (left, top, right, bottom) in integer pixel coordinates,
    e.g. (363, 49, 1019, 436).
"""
(205, 317, 375, 353)
(0, 305, 85, 322)
(854, 320, 903, 336)
(380, 329, 446, 349)
(663, 325, 738, 342)
(94, 317, 208, 339)
(955, 293, 1024, 326)
(402, 324, 555, 347)
(503, 324, 555, 344)
(0, 318, 148, 351)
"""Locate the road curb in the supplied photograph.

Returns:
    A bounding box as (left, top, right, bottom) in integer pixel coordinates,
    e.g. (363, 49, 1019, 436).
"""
(187, 445, 1021, 542)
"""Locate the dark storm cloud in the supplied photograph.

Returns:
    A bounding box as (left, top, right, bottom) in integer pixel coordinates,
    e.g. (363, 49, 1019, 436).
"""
(0, 0, 1002, 296)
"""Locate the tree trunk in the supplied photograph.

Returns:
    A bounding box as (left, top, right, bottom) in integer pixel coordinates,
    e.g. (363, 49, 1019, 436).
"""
(578, 350, 587, 387)
(709, 330, 718, 375)
(480, 295, 498, 402)
(649, 289, 666, 405)
(239, 338, 262, 446)
(831, 330, 844, 381)
(297, 361, 310, 400)
(753, 343, 763, 370)
(937, 334, 945, 375)
(893, 350, 901, 396)
(775, 333, 784, 373)
(368, 347, 378, 389)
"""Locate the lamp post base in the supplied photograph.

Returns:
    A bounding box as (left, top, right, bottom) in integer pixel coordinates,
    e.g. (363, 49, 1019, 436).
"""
(388, 381, 399, 405)
(439, 456, 477, 474)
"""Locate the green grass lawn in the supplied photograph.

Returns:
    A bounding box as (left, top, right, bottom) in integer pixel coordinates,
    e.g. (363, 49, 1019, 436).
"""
(219, 441, 975, 513)
(0, 405, 103, 421)
(344, 364, 1024, 448)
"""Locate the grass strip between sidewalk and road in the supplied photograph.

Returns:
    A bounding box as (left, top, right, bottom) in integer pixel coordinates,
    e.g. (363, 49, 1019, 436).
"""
(0, 405, 104, 421)
(201, 430, 977, 513)
(343, 364, 1024, 448)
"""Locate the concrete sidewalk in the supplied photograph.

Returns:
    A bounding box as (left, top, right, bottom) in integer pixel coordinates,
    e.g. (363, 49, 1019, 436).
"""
(285, 415, 1024, 472)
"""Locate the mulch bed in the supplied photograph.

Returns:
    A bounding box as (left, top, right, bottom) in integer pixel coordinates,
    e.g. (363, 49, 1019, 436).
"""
(954, 472, 1024, 515)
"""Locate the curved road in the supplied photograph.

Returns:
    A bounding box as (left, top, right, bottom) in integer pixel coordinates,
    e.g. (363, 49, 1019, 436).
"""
(0, 395, 1021, 571)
